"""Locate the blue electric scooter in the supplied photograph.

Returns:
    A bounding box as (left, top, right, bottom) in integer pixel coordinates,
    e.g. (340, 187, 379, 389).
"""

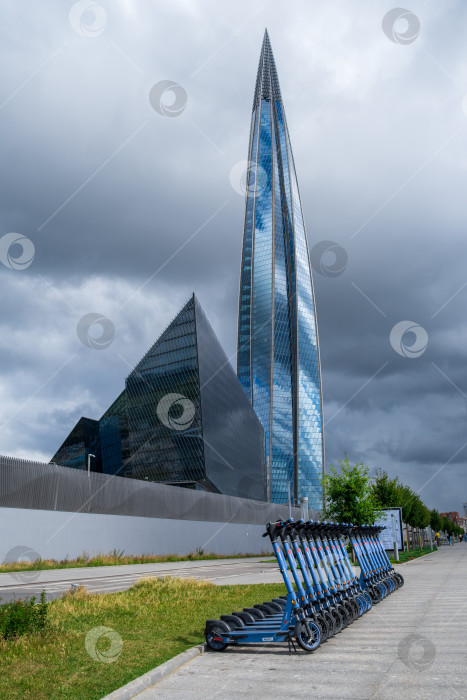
(205, 520, 321, 652)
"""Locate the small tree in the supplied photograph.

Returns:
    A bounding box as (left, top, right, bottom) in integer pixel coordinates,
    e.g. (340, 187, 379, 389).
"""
(322, 457, 382, 526)
(371, 469, 400, 507)
(395, 484, 417, 526)
(411, 497, 430, 529)
(441, 516, 452, 536)
(430, 509, 442, 533)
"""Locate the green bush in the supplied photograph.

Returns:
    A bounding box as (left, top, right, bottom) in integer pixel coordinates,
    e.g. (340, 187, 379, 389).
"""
(0, 590, 48, 640)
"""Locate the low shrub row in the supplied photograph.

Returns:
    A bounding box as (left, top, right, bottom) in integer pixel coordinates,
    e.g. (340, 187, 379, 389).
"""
(0, 591, 48, 640)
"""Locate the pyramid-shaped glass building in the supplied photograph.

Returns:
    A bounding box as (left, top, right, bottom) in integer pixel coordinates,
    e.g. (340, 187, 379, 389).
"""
(52, 295, 266, 500)
(237, 31, 324, 508)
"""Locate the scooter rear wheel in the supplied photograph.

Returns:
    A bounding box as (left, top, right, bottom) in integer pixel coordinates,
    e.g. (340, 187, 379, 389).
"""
(294, 619, 321, 652)
(206, 622, 230, 652)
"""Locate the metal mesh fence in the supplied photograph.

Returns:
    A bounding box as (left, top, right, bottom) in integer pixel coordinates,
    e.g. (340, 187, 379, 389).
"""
(0, 456, 311, 524)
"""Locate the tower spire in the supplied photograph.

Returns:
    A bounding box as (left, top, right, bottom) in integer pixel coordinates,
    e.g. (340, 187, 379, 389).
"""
(252, 29, 282, 110)
(238, 31, 324, 508)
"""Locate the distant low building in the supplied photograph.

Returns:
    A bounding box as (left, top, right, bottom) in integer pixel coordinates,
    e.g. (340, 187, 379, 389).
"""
(440, 511, 466, 530)
(440, 511, 459, 521)
(51, 294, 266, 500)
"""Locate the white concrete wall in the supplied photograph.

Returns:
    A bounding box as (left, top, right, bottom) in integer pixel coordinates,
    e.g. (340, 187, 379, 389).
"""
(0, 507, 272, 562)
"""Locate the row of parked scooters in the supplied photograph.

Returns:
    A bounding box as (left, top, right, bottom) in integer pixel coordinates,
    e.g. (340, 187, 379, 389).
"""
(205, 519, 404, 652)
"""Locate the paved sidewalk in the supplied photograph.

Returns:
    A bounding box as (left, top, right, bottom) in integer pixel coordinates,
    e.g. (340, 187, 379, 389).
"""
(135, 545, 467, 699)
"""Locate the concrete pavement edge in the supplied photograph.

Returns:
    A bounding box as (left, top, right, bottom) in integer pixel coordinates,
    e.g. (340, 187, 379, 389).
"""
(100, 644, 206, 700)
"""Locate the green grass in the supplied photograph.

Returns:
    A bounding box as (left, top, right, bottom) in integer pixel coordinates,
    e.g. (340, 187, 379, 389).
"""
(0, 577, 285, 700)
(389, 544, 437, 563)
(0, 550, 271, 576)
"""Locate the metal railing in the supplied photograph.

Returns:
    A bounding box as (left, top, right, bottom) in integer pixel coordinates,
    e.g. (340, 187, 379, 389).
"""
(0, 455, 313, 524)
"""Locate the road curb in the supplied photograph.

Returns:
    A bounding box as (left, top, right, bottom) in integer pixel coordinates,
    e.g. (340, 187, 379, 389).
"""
(100, 644, 206, 700)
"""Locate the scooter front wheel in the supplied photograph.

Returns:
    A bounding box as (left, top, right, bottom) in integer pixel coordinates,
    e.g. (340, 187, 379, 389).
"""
(330, 606, 344, 633)
(323, 609, 336, 637)
(294, 619, 321, 652)
(314, 613, 329, 642)
(349, 596, 362, 617)
(362, 591, 373, 610)
(370, 585, 383, 604)
(337, 603, 349, 629)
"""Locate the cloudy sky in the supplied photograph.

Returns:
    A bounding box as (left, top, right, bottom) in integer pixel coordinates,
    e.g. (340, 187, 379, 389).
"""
(1, 0, 467, 514)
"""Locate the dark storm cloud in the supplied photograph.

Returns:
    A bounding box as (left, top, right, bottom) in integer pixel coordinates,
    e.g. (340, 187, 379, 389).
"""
(1, 0, 467, 512)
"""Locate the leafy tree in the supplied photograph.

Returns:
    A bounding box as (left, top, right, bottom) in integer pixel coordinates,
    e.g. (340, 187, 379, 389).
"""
(441, 516, 453, 535)
(371, 469, 400, 507)
(430, 509, 442, 532)
(322, 457, 382, 525)
(395, 484, 418, 526)
(411, 498, 431, 529)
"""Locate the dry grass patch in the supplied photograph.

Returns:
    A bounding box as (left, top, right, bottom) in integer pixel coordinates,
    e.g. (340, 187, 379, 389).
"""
(0, 550, 270, 576)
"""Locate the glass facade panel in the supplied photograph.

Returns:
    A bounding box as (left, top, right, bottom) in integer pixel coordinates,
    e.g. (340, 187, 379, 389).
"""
(52, 417, 102, 472)
(195, 297, 266, 500)
(100, 391, 130, 476)
(237, 30, 324, 509)
(125, 297, 205, 485)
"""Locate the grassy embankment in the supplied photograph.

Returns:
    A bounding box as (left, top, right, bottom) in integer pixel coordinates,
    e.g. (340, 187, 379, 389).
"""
(0, 577, 284, 700)
(389, 544, 437, 563)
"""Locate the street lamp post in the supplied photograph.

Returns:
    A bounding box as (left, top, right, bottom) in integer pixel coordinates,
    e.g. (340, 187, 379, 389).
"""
(391, 513, 399, 562)
(87, 453, 95, 514)
(87, 453, 95, 477)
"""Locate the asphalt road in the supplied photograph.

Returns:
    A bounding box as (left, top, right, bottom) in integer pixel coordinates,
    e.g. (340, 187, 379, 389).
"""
(136, 544, 467, 700)
(0, 557, 285, 602)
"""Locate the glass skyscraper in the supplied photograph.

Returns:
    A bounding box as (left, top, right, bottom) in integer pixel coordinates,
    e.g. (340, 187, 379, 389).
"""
(237, 30, 324, 508)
